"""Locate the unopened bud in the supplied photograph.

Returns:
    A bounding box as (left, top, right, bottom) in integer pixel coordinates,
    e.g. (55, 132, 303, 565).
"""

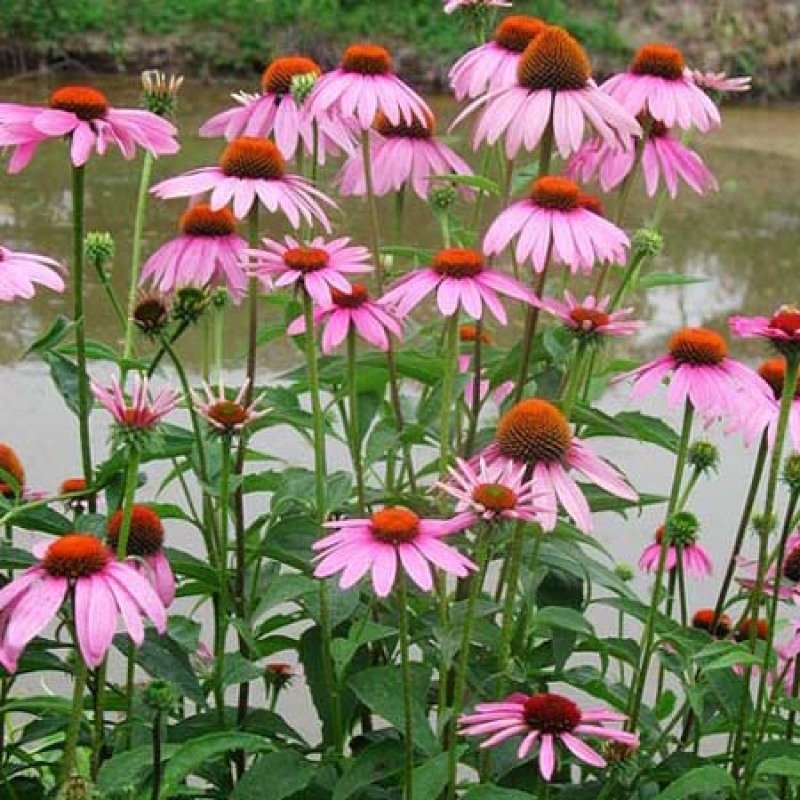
(84, 231, 115, 268)
(665, 511, 700, 546)
(632, 228, 664, 258)
(290, 72, 319, 105)
(141, 70, 184, 118)
(614, 563, 634, 582)
(143, 679, 177, 712)
(752, 512, 776, 537)
(688, 440, 719, 474)
(429, 184, 457, 212)
(172, 286, 210, 325)
(783, 452, 800, 493)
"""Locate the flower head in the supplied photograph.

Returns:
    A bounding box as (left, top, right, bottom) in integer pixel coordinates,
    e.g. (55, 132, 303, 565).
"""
(459, 692, 638, 781)
(0, 244, 65, 302)
(141, 70, 184, 118)
(602, 44, 721, 131)
(0, 86, 179, 172)
(307, 43, 431, 130)
(150, 137, 335, 225)
(481, 399, 637, 532)
(730, 306, 800, 357)
(0, 444, 24, 498)
(535, 291, 643, 341)
(313, 506, 476, 597)
(379, 247, 534, 323)
(737, 529, 800, 605)
(140, 204, 248, 301)
(449, 15, 545, 100)
(248, 235, 372, 307)
(0, 534, 166, 671)
(483, 176, 629, 274)
(287, 282, 403, 353)
(199, 56, 356, 163)
(638, 515, 712, 578)
(690, 70, 752, 94)
(192, 379, 266, 434)
(692, 608, 732, 638)
(91, 374, 179, 432)
(452, 25, 641, 159)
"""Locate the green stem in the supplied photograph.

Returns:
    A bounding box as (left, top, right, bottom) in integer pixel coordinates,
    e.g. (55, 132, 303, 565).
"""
(361, 131, 384, 293)
(498, 519, 526, 674)
(397, 574, 415, 800)
(463, 319, 484, 458)
(439, 314, 460, 477)
(123, 151, 155, 367)
(91, 661, 107, 777)
(114, 448, 141, 560)
(347, 329, 366, 510)
(560, 341, 589, 419)
(627, 401, 694, 730)
(71, 164, 94, 512)
(151, 710, 163, 800)
(91, 256, 127, 332)
(60, 605, 89, 788)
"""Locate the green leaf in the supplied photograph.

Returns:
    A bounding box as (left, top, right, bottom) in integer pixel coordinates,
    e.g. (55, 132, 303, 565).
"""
(348, 664, 439, 755)
(639, 272, 708, 289)
(757, 757, 800, 780)
(9, 505, 72, 535)
(221, 653, 264, 689)
(42, 351, 91, 417)
(651, 765, 735, 799)
(97, 744, 177, 794)
(431, 173, 500, 194)
(232, 750, 317, 800)
(412, 750, 460, 798)
(159, 732, 273, 798)
(461, 786, 538, 800)
(695, 640, 762, 670)
(534, 607, 594, 636)
(24, 315, 73, 357)
(332, 739, 405, 800)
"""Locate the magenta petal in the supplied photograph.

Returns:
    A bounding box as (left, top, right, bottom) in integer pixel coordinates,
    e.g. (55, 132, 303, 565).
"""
(539, 734, 556, 781)
(74, 575, 116, 667)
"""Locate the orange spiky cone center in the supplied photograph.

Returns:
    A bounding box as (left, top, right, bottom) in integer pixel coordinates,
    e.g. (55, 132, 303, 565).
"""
(107, 505, 164, 557)
(43, 534, 110, 578)
(49, 86, 109, 120)
(494, 16, 547, 53)
(517, 26, 591, 92)
(496, 398, 571, 464)
(220, 137, 286, 179)
(668, 327, 727, 366)
(530, 176, 581, 210)
(262, 56, 321, 95)
(370, 507, 420, 543)
(341, 44, 393, 75)
(180, 203, 237, 236)
(630, 44, 685, 80)
(432, 248, 484, 278)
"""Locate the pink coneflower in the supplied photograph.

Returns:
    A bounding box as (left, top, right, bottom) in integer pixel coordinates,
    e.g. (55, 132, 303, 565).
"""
(618, 327, 767, 423)
(449, 15, 545, 100)
(192, 379, 267, 434)
(91, 374, 179, 430)
(199, 56, 355, 163)
(730, 306, 800, 357)
(0, 444, 25, 498)
(726, 358, 800, 449)
(568, 121, 717, 198)
(150, 137, 335, 226)
(690, 70, 752, 94)
(453, 26, 641, 159)
(313, 506, 476, 597)
(483, 176, 629, 274)
(638, 517, 712, 578)
(536, 291, 643, 341)
(107, 506, 175, 607)
(0, 244, 65, 302)
(0, 534, 166, 671)
(287, 283, 403, 353)
(0, 86, 179, 172)
(337, 110, 473, 200)
(481, 399, 637, 533)
(438, 457, 555, 524)
(692, 608, 732, 638)
(444, 0, 512, 13)
(306, 44, 431, 129)
(737, 530, 800, 605)
(458, 325, 514, 410)
(602, 44, 720, 131)
(248, 235, 372, 307)
(379, 247, 534, 323)
(139, 204, 248, 301)
(459, 692, 638, 781)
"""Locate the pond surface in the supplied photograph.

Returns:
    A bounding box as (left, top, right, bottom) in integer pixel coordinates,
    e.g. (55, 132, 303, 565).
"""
(0, 75, 799, 612)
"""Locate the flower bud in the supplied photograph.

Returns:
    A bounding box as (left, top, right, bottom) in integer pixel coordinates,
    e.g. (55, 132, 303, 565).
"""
(783, 452, 800, 493)
(84, 231, 115, 269)
(632, 228, 664, 258)
(752, 512, 776, 537)
(614, 563, 634, 582)
(141, 70, 184, 118)
(143, 679, 177, 712)
(429, 184, 458, 212)
(688, 440, 719, 474)
(172, 286, 210, 325)
(665, 511, 700, 546)
(290, 72, 319, 105)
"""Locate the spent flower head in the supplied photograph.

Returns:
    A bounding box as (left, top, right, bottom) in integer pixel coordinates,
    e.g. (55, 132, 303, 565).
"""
(141, 70, 184, 118)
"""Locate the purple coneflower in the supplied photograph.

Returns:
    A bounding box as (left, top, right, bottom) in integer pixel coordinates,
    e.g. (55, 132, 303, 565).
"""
(91, 374, 179, 430)
(459, 692, 638, 781)
(199, 56, 355, 163)
(150, 137, 335, 225)
(0, 244, 65, 301)
(307, 43, 431, 129)
(107, 506, 175, 607)
(192, 379, 267, 434)
(0, 85, 178, 172)
(483, 176, 629, 274)
(453, 25, 641, 159)
(480, 398, 637, 533)
(337, 110, 473, 200)
(313, 506, 476, 597)
(287, 283, 403, 354)
(737, 530, 800, 605)
(638, 517, 712, 578)
(139, 204, 248, 301)
(602, 44, 720, 131)
(730, 306, 800, 358)
(379, 247, 534, 323)
(449, 15, 545, 100)
(536, 291, 643, 340)
(0, 534, 166, 671)
(690, 70, 752, 94)
(248, 235, 372, 307)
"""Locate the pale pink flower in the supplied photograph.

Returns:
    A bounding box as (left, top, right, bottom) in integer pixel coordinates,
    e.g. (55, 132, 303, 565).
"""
(313, 506, 476, 597)
(287, 283, 403, 353)
(307, 44, 431, 130)
(483, 176, 629, 274)
(444, 0, 512, 13)
(199, 56, 356, 163)
(568, 123, 717, 198)
(449, 15, 545, 100)
(0, 85, 178, 172)
(453, 26, 641, 159)
(638, 522, 712, 578)
(379, 247, 533, 323)
(337, 111, 473, 200)
(536, 292, 643, 339)
(459, 692, 638, 781)
(617, 327, 767, 423)
(248, 235, 372, 307)
(91, 374, 179, 430)
(602, 44, 720, 132)
(150, 137, 335, 226)
(0, 244, 65, 301)
(139, 203, 248, 301)
(690, 70, 752, 94)
(192, 379, 267, 434)
(438, 457, 555, 524)
(481, 398, 637, 533)
(730, 307, 800, 356)
(0, 534, 166, 671)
